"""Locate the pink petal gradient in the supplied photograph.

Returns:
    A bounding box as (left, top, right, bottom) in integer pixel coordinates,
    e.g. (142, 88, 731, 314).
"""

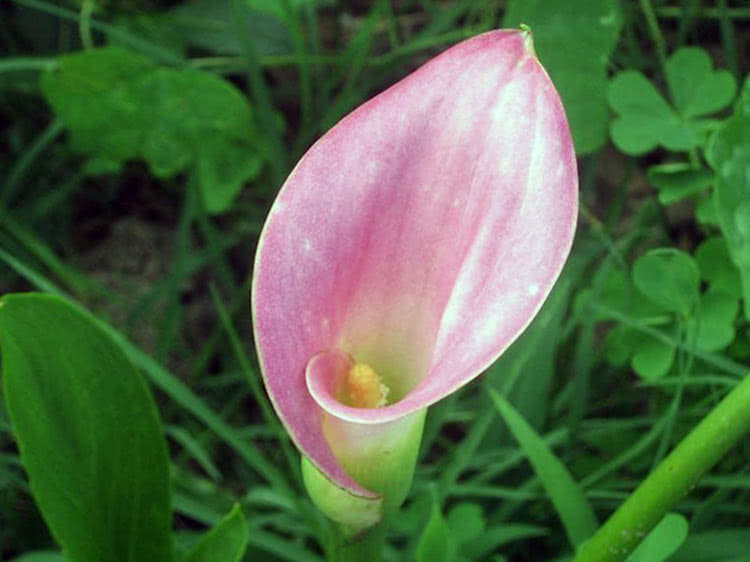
(252, 29, 578, 498)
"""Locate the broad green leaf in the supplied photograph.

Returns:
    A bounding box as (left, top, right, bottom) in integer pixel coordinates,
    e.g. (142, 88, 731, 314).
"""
(446, 503, 485, 546)
(168, 0, 292, 56)
(0, 248, 289, 494)
(688, 290, 739, 351)
(40, 47, 157, 162)
(41, 47, 263, 214)
(671, 529, 750, 561)
(665, 47, 736, 119)
(608, 71, 696, 154)
(8, 553, 65, 562)
(503, 0, 622, 155)
(707, 76, 750, 319)
(627, 513, 689, 562)
(197, 140, 263, 214)
(695, 236, 742, 298)
(647, 163, 714, 205)
(185, 504, 249, 562)
(0, 293, 173, 562)
(488, 389, 598, 548)
(415, 490, 452, 562)
(633, 249, 700, 316)
(631, 336, 676, 380)
(603, 324, 636, 367)
(696, 193, 719, 226)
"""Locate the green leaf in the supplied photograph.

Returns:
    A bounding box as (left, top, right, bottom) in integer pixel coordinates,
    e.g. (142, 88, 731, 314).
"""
(168, 0, 293, 56)
(647, 163, 714, 205)
(609, 48, 735, 156)
(633, 248, 700, 316)
(415, 490, 452, 562)
(8, 553, 65, 562)
(696, 193, 719, 226)
(446, 503, 485, 546)
(707, 76, 750, 319)
(688, 290, 739, 351)
(488, 389, 598, 548)
(665, 47, 736, 119)
(671, 529, 750, 562)
(695, 236, 742, 298)
(631, 336, 676, 380)
(197, 140, 263, 214)
(627, 513, 689, 562)
(581, 267, 663, 323)
(185, 504, 249, 562)
(608, 71, 695, 154)
(0, 293, 173, 562)
(40, 47, 157, 162)
(603, 324, 642, 367)
(41, 47, 263, 214)
(503, 0, 622, 155)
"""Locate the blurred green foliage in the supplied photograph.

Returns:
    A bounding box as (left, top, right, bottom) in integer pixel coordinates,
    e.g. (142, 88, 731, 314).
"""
(41, 46, 264, 214)
(2, 1, 750, 561)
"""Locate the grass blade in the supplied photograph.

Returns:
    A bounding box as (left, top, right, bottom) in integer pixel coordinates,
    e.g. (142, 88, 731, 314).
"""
(488, 388, 598, 549)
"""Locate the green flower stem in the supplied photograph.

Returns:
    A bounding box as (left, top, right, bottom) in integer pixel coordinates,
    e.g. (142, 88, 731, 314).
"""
(574, 375, 750, 562)
(327, 521, 387, 562)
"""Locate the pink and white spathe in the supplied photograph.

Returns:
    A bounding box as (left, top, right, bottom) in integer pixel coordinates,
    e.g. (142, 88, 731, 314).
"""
(252, 28, 577, 517)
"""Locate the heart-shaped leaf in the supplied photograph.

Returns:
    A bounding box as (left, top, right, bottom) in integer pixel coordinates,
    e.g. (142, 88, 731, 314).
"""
(695, 236, 742, 298)
(666, 47, 736, 119)
(608, 71, 696, 154)
(687, 289, 739, 351)
(609, 48, 735, 155)
(41, 47, 264, 214)
(707, 76, 750, 318)
(633, 249, 700, 316)
(632, 336, 676, 380)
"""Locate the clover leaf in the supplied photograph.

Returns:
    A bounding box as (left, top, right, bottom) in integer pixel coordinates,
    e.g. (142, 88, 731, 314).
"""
(707, 76, 750, 319)
(665, 48, 736, 119)
(647, 162, 714, 205)
(687, 289, 739, 351)
(695, 236, 742, 298)
(598, 247, 738, 380)
(41, 47, 264, 214)
(608, 70, 695, 154)
(608, 47, 736, 155)
(633, 249, 700, 317)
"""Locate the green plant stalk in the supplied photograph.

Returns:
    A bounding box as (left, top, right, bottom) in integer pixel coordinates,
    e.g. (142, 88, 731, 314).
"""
(574, 375, 750, 562)
(79, 0, 94, 50)
(327, 521, 387, 562)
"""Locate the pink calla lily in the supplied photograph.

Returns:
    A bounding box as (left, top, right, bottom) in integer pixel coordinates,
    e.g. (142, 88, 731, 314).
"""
(252, 29, 577, 508)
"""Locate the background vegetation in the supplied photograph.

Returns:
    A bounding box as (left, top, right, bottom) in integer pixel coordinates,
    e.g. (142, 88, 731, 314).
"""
(1, 1, 749, 561)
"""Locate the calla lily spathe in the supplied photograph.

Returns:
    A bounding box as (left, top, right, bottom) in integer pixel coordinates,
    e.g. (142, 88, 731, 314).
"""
(252, 29, 577, 514)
